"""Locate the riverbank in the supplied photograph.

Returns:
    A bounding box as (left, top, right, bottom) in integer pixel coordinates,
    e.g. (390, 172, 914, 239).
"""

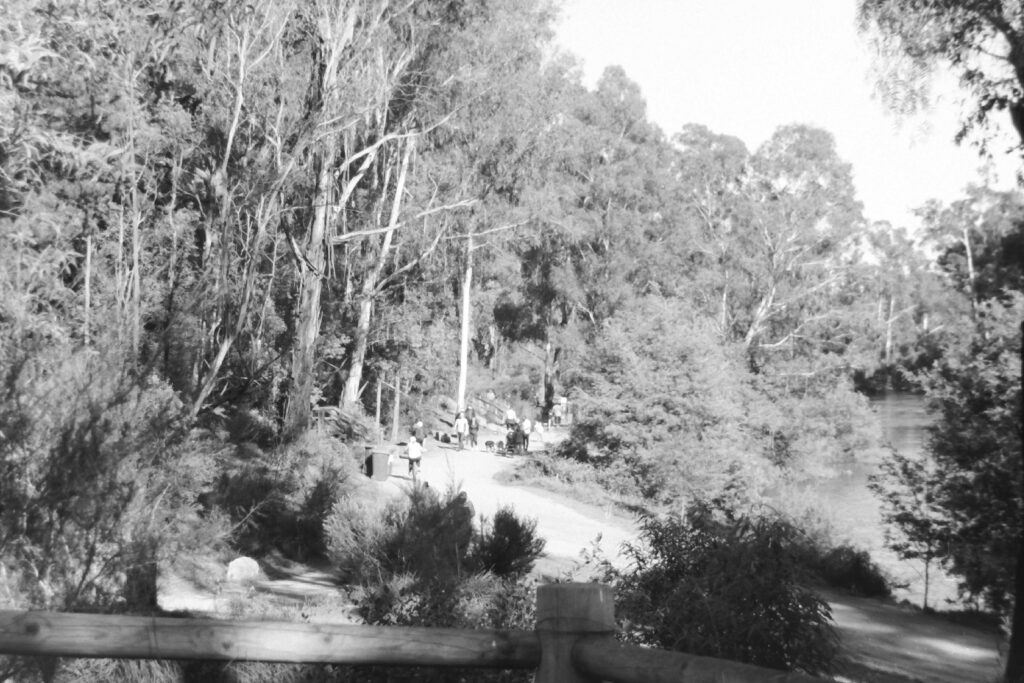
(158, 422, 1006, 682)
(392, 427, 1007, 682)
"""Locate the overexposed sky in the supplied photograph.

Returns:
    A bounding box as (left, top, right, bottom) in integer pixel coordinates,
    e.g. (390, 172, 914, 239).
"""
(554, 0, 1020, 228)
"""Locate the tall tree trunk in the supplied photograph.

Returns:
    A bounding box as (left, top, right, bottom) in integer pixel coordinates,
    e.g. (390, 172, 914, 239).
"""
(962, 226, 977, 317)
(374, 373, 383, 440)
(744, 283, 777, 349)
(542, 341, 560, 421)
(284, 4, 356, 433)
(1004, 322, 1024, 682)
(390, 369, 402, 443)
(1007, 523, 1024, 682)
(342, 141, 413, 409)
(719, 285, 729, 339)
(457, 229, 473, 412)
(284, 148, 332, 433)
(884, 294, 895, 365)
(83, 234, 91, 345)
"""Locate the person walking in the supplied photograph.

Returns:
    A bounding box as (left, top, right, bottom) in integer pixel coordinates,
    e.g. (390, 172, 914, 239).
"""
(454, 411, 469, 451)
(413, 418, 428, 445)
(504, 406, 518, 431)
(551, 401, 563, 426)
(407, 435, 422, 481)
(466, 407, 479, 449)
(521, 416, 532, 451)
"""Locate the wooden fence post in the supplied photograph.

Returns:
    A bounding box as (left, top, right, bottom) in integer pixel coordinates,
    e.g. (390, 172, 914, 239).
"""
(535, 583, 615, 683)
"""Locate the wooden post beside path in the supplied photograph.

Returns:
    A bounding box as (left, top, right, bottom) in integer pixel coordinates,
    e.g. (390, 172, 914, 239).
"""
(535, 583, 615, 683)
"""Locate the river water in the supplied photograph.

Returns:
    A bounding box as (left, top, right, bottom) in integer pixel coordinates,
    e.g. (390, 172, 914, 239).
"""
(812, 392, 962, 608)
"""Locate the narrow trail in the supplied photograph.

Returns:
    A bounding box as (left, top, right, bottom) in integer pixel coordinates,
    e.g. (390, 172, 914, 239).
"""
(381, 425, 638, 578)
(383, 426, 1006, 683)
(160, 424, 1006, 682)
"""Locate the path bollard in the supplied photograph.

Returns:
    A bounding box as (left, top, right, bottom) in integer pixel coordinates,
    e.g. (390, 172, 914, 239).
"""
(535, 583, 615, 683)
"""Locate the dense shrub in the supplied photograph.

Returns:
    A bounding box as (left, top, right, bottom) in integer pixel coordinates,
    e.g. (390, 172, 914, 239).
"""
(615, 500, 838, 676)
(814, 544, 892, 598)
(325, 485, 540, 682)
(555, 298, 776, 503)
(213, 433, 360, 561)
(470, 506, 546, 578)
(327, 484, 481, 582)
(771, 495, 893, 598)
(0, 344, 225, 612)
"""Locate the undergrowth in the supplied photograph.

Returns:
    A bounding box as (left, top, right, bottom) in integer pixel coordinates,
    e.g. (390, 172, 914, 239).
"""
(495, 450, 651, 514)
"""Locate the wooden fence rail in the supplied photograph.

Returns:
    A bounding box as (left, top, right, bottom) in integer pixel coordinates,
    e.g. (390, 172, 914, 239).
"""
(0, 583, 826, 682)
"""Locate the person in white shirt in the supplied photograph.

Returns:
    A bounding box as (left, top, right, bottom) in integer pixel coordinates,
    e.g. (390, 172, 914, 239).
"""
(521, 417, 532, 451)
(407, 436, 422, 479)
(504, 406, 517, 430)
(454, 412, 469, 451)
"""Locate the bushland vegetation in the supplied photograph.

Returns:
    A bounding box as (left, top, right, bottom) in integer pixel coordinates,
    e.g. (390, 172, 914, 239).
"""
(2, 0, 1023, 679)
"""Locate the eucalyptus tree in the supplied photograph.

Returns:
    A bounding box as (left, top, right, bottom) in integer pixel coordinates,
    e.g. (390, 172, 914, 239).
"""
(918, 186, 1024, 309)
(299, 0, 562, 418)
(672, 124, 865, 363)
(670, 124, 751, 339)
(737, 125, 864, 360)
(491, 65, 680, 412)
(849, 222, 958, 383)
(858, 0, 1024, 152)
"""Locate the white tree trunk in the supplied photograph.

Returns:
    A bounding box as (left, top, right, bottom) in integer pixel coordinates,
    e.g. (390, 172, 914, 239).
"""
(342, 141, 413, 409)
(457, 232, 473, 412)
(884, 295, 895, 365)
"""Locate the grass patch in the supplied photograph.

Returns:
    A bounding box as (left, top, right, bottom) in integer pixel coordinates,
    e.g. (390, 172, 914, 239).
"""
(495, 450, 652, 515)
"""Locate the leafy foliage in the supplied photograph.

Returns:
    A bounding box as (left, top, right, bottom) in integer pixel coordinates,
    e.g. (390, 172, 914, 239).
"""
(921, 296, 1023, 611)
(0, 337, 223, 611)
(868, 447, 948, 608)
(813, 545, 892, 599)
(558, 297, 767, 501)
(213, 433, 360, 561)
(858, 0, 1024, 150)
(326, 485, 540, 683)
(470, 506, 546, 578)
(615, 500, 838, 676)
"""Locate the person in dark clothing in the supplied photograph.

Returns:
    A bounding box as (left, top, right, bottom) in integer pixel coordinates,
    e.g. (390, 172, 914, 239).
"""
(466, 407, 480, 449)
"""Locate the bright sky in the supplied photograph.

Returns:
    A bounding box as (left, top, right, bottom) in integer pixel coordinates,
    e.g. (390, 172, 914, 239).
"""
(554, 0, 1020, 229)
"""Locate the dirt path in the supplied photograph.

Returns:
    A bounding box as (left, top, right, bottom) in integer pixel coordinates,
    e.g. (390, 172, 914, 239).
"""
(824, 588, 1004, 683)
(381, 431, 1006, 682)
(160, 427, 1007, 682)
(380, 427, 638, 578)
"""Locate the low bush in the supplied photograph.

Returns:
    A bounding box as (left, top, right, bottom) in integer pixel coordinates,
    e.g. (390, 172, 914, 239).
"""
(769, 489, 893, 598)
(614, 499, 838, 676)
(347, 573, 535, 683)
(213, 432, 360, 561)
(814, 544, 892, 598)
(324, 484, 541, 682)
(470, 506, 545, 578)
(498, 451, 647, 511)
(0, 345, 226, 613)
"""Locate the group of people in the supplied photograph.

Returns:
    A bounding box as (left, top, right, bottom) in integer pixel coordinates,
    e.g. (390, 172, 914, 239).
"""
(502, 406, 535, 454)
(405, 396, 556, 477)
(405, 402, 537, 473)
(453, 407, 481, 451)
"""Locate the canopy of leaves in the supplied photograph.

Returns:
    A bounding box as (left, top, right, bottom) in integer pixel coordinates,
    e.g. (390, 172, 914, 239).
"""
(920, 295, 1023, 610)
(858, 0, 1024, 149)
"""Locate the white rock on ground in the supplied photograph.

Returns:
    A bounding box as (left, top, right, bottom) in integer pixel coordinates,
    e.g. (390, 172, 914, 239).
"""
(225, 556, 261, 583)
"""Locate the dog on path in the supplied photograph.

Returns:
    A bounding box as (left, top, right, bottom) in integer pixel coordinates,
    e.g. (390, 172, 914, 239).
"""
(484, 440, 495, 452)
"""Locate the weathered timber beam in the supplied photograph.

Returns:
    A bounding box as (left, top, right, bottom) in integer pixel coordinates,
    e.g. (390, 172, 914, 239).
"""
(0, 611, 540, 667)
(572, 637, 829, 683)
